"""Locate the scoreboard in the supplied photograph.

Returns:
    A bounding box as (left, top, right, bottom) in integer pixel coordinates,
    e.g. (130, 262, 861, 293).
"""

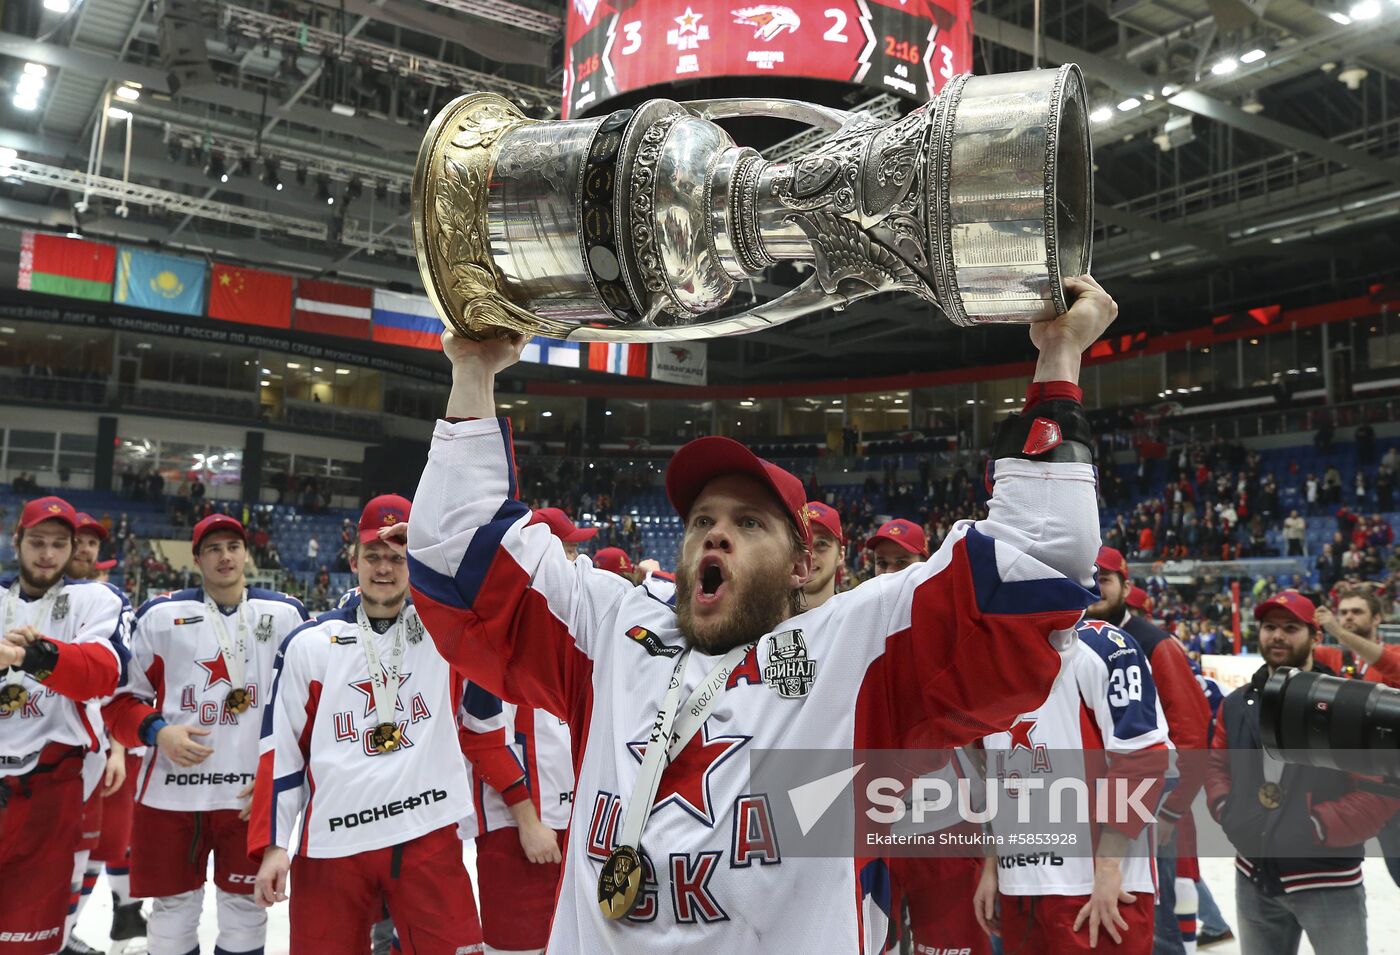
(563, 0, 973, 118)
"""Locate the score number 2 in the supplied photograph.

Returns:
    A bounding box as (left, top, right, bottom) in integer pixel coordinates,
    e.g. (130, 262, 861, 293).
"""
(823, 8, 848, 42)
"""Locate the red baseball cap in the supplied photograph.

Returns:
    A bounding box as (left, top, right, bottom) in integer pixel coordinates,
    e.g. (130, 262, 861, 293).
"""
(95, 559, 117, 571)
(1126, 585, 1152, 612)
(864, 519, 928, 558)
(19, 496, 78, 532)
(593, 547, 634, 576)
(75, 512, 108, 541)
(1254, 591, 1317, 627)
(528, 507, 598, 543)
(359, 494, 411, 544)
(665, 437, 811, 546)
(192, 514, 247, 553)
(804, 501, 844, 544)
(1096, 546, 1130, 580)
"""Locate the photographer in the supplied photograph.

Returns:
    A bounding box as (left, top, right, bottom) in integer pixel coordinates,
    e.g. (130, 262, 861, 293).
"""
(1314, 589, 1400, 687)
(1314, 590, 1400, 889)
(1205, 592, 1400, 955)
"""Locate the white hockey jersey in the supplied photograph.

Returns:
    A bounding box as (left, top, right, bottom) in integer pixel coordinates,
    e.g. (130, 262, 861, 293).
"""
(250, 596, 471, 858)
(459, 684, 575, 833)
(120, 586, 307, 811)
(0, 576, 129, 778)
(983, 619, 1171, 897)
(407, 417, 1102, 955)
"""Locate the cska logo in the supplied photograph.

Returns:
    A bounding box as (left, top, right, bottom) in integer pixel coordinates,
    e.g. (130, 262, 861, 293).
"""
(888, 526, 903, 535)
(732, 5, 800, 41)
(47, 503, 63, 514)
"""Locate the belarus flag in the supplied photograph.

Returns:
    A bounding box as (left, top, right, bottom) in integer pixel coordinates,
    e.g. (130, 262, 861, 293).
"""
(294, 279, 372, 340)
(371, 289, 443, 350)
(585, 342, 649, 377)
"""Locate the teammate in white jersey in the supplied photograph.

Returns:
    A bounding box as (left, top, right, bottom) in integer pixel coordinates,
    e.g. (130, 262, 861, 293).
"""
(249, 494, 482, 954)
(406, 276, 1117, 954)
(103, 514, 306, 955)
(1, 496, 129, 955)
(974, 619, 1171, 954)
(60, 513, 143, 955)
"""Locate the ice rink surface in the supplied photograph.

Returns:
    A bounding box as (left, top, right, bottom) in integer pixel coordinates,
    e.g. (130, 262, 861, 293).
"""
(74, 846, 1400, 954)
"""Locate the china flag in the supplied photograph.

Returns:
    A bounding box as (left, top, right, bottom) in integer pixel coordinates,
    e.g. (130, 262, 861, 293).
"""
(208, 263, 294, 329)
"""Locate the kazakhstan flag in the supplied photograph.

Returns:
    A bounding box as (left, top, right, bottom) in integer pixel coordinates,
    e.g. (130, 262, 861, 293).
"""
(114, 247, 208, 316)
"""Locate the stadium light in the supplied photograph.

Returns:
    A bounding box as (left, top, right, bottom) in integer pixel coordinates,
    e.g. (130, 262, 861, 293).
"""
(106, 106, 131, 121)
(1117, 97, 1141, 111)
(1328, 10, 1352, 22)
(1089, 106, 1113, 123)
(0, 147, 16, 163)
(114, 85, 139, 101)
(1349, 0, 1381, 18)
(13, 94, 39, 111)
(335, 368, 350, 375)
(42, 0, 71, 12)
(1240, 48, 1267, 64)
(541, 411, 553, 417)
(1211, 57, 1239, 75)
(286, 362, 301, 369)
(1161, 84, 1180, 96)
(17, 73, 45, 96)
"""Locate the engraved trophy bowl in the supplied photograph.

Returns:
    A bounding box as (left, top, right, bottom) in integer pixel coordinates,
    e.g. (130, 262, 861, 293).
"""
(411, 64, 1091, 342)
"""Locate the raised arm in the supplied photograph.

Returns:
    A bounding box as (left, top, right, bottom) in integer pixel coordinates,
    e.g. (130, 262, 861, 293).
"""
(843, 277, 1117, 750)
(408, 331, 633, 722)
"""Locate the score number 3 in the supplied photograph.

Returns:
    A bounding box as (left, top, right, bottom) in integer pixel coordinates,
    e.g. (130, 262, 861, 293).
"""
(620, 20, 641, 55)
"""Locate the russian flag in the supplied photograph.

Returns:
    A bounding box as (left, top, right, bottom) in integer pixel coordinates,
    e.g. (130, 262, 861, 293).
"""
(586, 342, 649, 377)
(521, 336, 581, 369)
(371, 290, 443, 350)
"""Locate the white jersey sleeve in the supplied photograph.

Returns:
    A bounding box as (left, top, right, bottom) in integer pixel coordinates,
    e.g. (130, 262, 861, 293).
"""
(254, 621, 317, 853)
(0, 577, 129, 778)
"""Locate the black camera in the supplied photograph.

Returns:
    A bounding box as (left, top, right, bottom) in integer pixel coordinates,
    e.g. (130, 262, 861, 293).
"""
(1260, 668, 1400, 779)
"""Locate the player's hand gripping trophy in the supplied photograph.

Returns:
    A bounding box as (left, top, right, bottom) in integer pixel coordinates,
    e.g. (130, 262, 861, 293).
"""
(412, 65, 1092, 342)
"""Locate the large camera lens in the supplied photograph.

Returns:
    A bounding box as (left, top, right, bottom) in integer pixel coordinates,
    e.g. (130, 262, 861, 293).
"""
(1260, 668, 1400, 777)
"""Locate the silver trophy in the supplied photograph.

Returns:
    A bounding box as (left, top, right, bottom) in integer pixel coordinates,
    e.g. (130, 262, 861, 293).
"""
(412, 65, 1091, 342)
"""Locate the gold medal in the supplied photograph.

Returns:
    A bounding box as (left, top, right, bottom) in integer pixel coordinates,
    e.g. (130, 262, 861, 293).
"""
(597, 845, 643, 920)
(371, 722, 403, 753)
(225, 687, 251, 715)
(1258, 781, 1283, 810)
(0, 683, 28, 713)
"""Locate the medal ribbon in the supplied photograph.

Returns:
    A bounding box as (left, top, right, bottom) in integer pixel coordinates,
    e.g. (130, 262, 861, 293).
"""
(204, 591, 250, 693)
(357, 605, 407, 730)
(1, 579, 64, 687)
(616, 641, 755, 857)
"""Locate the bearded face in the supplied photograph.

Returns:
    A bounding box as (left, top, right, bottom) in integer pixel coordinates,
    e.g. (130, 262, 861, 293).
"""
(673, 475, 808, 655)
(1086, 571, 1127, 623)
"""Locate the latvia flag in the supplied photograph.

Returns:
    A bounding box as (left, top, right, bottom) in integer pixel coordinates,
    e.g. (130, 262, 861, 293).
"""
(293, 279, 372, 340)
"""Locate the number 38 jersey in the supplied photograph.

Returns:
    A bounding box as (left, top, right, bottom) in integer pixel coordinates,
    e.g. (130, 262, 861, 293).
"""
(120, 587, 307, 812)
(983, 619, 1171, 897)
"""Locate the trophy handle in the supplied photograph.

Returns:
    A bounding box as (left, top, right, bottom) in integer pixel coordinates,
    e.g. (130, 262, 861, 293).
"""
(680, 99, 856, 133)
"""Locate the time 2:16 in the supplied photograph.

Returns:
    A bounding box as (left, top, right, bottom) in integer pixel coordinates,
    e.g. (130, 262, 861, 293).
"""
(884, 36, 921, 64)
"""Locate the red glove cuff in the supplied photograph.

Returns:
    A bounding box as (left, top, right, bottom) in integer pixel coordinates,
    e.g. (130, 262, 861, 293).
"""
(1023, 381, 1083, 412)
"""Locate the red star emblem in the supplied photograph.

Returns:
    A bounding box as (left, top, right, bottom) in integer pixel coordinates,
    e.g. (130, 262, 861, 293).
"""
(627, 725, 748, 826)
(195, 653, 232, 690)
(1079, 619, 1115, 634)
(674, 6, 701, 32)
(1007, 718, 1038, 754)
(348, 672, 411, 719)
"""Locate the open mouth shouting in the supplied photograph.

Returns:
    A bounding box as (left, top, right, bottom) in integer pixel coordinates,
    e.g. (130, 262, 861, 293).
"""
(694, 554, 728, 609)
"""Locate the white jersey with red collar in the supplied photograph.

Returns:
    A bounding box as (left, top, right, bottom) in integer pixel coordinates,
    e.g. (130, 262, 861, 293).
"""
(0, 576, 130, 778)
(460, 685, 575, 834)
(983, 619, 1171, 897)
(249, 596, 471, 858)
(407, 417, 1102, 955)
(123, 586, 307, 811)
